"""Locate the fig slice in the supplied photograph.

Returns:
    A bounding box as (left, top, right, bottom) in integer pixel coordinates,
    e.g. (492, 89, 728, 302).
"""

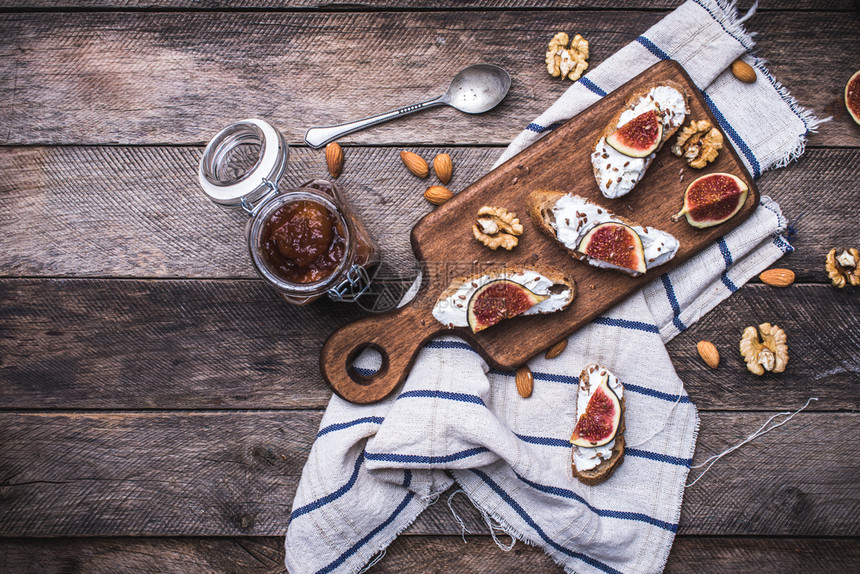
(846, 70, 860, 125)
(606, 109, 663, 158)
(577, 222, 646, 275)
(571, 375, 621, 447)
(672, 173, 749, 228)
(466, 280, 548, 333)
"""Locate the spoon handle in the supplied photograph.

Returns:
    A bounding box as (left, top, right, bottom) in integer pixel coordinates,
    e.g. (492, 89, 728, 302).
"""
(304, 96, 446, 149)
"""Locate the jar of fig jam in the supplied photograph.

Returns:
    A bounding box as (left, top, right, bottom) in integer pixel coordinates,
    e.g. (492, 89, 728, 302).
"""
(198, 119, 377, 305)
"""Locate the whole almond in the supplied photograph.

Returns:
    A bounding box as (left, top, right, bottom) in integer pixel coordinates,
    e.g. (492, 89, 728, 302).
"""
(433, 153, 453, 184)
(759, 268, 795, 288)
(424, 185, 453, 206)
(515, 365, 534, 398)
(697, 341, 720, 369)
(400, 151, 430, 178)
(731, 59, 756, 83)
(325, 142, 344, 178)
(544, 340, 568, 359)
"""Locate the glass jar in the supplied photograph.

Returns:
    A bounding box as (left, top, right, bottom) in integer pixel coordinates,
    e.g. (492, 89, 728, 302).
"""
(198, 119, 378, 305)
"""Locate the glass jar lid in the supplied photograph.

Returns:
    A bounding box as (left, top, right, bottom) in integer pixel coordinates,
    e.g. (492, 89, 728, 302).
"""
(198, 118, 289, 208)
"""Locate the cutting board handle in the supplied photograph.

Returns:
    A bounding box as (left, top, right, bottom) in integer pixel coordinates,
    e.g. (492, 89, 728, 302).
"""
(320, 303, 441, 404)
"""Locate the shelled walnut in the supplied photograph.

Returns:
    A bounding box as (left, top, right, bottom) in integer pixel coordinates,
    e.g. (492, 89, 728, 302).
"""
(472, 206, 523, 251)
(825, 248, 860, 288)
(546, 32, 589, 81)
(739, 323, 788, 376)
(671, 119, 724, 169)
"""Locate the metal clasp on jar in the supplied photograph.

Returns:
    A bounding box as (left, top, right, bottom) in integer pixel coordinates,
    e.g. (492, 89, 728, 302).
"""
(327, 264, 372, 302)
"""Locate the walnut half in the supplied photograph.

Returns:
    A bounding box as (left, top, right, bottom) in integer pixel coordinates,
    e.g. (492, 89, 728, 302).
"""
(472, 206, 523, 251)
(545, 32, 589, 81)
(739, 323, 788, 376)
(825, 248, 860, 288)
(671, 119, 724, 169)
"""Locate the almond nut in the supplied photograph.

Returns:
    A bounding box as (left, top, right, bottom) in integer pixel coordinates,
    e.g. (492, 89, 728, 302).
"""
(696, 341, 720, 369)
(400, 151, 429, 178)
(433, 153, 453, 184)
(515, 365, 534, 398)
(325, 142, 344, 178)
(759, 268, 795, 288)
(731, 59, 756, 83)
(424, 185, 453, 206)
(544, 340, 567, 359)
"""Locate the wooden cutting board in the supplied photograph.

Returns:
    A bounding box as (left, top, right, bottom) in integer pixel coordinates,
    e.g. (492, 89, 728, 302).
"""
(320, 60, 758, 404)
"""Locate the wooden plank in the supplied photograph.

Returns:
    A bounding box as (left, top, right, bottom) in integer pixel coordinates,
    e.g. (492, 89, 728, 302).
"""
(0, 146, 855, 281)
(0, 411, 856, 536)
(0, 1, 854, 11)
(0, 11, 854, 147)
(0, 535, 857, 573)
(0, 537, 285, 574)
(2, 280, 857, 410)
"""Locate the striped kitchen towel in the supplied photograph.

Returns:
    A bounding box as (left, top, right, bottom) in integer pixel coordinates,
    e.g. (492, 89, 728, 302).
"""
(285, 1, 822, 573)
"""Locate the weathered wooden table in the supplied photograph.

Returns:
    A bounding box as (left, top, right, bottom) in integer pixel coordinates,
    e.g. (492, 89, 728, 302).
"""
(1, 1, 857, 572)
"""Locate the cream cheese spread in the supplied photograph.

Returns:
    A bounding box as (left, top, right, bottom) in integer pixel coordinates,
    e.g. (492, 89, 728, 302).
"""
(572, 365, 624, 473)
(431, 270, 573, 328)
(551, 193, 679, 274)
(592, 85, 688, 199)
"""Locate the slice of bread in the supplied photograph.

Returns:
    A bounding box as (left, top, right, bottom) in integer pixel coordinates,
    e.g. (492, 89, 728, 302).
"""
(592, 80, 690, 197)
(435, 263, 575, 306)
(526, 190, 654, 276)
(571, 365, 626, 486)
(431, 263, 577, 330)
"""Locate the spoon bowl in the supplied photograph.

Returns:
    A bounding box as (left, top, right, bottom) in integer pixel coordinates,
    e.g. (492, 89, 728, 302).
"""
(443, 64, 512, 114)
(304, 64, 512, 148)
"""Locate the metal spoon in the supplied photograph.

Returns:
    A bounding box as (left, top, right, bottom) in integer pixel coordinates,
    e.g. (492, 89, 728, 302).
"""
(304, 64, 512, 149)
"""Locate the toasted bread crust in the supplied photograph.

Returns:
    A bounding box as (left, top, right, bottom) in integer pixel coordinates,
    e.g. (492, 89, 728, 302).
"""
(592, 80, 690, 192)
(435, 263, 576, 310)
(526, 190, 649, 273)
(570, 366, 626, 485)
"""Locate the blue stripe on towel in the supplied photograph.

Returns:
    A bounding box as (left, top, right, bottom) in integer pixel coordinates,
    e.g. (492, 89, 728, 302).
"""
(515, 433, 571, 448)
(490, 368, 690, 404)
(317, 416, 384, 438)
(717, 237, 733, 267)
(291, 452, 365, 521)
(425, 340, 476, 352)
(592, 316, 660, 334)
(514, 435, 693, 469)
(353, 366, 378, 377)
(314, 491, 415, 574)
(660, 273, 687, 332)
(624, 383, 691, 404)
(700, 90, 761, 177)
(772, 234, 794, 253)
(626, 447, 693, 468)
(397, 389, 486, 406)
(579, 76, 607, 97)
(470, 469, 624, 574)
(515, 473, 678, 533)
(365, 446, 489, 464)
(635, 35, 670, 60)
(526, 121, 563, 134)
(402, 469, 412, 488)
(716, 237, 739, 292)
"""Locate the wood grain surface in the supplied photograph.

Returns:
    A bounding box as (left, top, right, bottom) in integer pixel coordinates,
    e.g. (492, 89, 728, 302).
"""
(0, 146, 855, 281)
(1, 1, 858, 572)
(3, 281, 856, 410)
(0, 10, 856, 146)
(2, 536, 857, 574)
(0, 411, 857, 537)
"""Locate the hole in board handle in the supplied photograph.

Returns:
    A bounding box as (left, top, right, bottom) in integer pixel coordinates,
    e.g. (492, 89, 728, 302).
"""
(346, 343, 389, 386)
